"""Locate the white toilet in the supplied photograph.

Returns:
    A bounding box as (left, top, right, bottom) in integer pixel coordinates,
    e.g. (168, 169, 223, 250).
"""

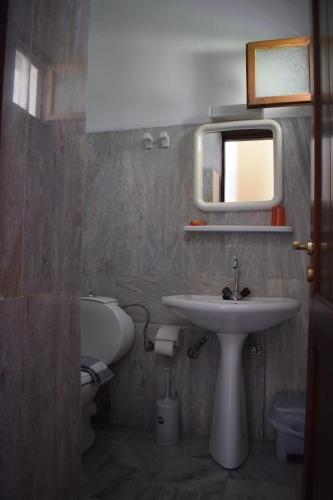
(80, 295, 135, 453)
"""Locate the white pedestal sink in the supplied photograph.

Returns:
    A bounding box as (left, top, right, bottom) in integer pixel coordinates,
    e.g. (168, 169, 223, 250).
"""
(162, 295, 300, 469)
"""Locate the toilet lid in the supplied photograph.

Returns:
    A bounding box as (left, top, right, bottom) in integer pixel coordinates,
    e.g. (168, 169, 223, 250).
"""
(80, 297, 134, 365)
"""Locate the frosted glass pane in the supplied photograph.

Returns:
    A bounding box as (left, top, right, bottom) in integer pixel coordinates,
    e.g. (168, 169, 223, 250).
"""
(13, 50, 29, 110)
(53, 69, 85, 115)
(255, 46, 309, 97)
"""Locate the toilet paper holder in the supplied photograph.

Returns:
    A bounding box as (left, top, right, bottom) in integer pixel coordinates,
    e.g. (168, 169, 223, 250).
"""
(155, 325, 181, 357)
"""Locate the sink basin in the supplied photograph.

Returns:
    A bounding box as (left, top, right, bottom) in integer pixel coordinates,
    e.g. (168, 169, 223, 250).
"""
(162, 295, 300, 333)
(162, 294, 301, 470)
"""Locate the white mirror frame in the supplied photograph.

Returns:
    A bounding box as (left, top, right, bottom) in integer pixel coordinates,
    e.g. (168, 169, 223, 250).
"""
(194, 119, 283, 211)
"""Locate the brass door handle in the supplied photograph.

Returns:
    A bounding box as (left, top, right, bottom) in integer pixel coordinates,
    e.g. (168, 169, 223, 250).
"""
(292, 240, 314, 255)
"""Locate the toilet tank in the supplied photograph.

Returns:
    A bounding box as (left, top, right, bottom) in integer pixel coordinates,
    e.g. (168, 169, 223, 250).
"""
(81, 296, 135, 365)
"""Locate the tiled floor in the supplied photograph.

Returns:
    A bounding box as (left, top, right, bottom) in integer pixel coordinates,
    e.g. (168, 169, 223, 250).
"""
(81, 425, 302, 500)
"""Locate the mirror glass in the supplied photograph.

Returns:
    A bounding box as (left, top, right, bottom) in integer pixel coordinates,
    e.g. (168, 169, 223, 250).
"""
(202, 130, 274, 203)
(194, 120, 282, 211)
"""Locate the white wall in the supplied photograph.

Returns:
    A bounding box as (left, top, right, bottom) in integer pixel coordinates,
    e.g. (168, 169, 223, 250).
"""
(86, 0, 311, 132)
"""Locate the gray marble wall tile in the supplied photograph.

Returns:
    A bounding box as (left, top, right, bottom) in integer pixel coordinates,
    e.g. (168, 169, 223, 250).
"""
(0, 105, 27, 297)
(279, 118, 311, 241)
(0, 5, 33, 298)
(109, 324, 218, 436)
(22, 119, 85, 295)
(0, 1, 89, 498)
(83, 118, 311, 441)
(264, 278, 309, 439)
(243, 333, 266, 441)
(0, 291, 81, 500)
(32, 0, 89, 65)
(7, 0, 34, 42)
(21, 0, 88, 296)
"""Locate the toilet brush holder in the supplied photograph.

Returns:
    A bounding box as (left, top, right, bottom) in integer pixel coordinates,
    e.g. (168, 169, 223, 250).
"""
(155, 368, 180, 446)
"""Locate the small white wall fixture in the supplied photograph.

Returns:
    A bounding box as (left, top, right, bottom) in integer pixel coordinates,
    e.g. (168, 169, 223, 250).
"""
(194, 119, 283, 212)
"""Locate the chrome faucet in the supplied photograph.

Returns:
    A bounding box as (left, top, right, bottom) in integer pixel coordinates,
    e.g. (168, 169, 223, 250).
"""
(232, 257, 241, 301)
(221, 258, 251, 300)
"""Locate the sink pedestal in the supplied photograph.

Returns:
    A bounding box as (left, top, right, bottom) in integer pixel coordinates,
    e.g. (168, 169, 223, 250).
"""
(209, 332, 249, 469)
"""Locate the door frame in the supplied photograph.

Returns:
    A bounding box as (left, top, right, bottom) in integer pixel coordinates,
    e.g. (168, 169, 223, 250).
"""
(303, 0, 327, 498)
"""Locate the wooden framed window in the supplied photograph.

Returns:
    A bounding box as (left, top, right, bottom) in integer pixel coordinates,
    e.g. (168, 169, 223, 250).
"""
(44, 64, 86, 121)
(246, 37, 312, 108)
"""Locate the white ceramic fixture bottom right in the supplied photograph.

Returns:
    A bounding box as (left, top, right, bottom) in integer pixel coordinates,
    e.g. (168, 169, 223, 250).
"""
(162, 295, 301, 469)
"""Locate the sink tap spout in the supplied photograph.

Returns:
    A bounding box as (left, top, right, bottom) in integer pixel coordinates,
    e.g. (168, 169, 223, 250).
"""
(232, 258, 241, 301)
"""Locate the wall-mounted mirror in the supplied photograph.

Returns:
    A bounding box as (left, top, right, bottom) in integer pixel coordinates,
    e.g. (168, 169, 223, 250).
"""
(194, 119, 282, 211)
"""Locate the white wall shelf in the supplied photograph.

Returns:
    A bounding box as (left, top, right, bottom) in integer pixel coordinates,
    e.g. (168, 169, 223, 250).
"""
(184, 225, 293, 233)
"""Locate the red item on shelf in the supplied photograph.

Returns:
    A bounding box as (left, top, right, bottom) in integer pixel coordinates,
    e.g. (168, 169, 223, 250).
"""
(190, 220, 207, 226)
(271, 206, 286, 226)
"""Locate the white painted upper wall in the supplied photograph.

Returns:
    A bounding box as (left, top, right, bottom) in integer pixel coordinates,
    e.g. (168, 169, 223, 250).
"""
(86, 0, 311, 132)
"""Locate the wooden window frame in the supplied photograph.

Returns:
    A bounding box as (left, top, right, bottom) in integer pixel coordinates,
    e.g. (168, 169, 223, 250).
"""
(44, 64, 86, 121)
(246, 37, 312, 108)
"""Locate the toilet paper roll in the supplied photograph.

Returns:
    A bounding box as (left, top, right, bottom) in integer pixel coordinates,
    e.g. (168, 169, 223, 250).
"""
(154, 325, 181, 357)
(154, 339, 176, 356)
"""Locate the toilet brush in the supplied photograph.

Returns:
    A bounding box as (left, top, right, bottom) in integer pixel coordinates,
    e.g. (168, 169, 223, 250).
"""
(155, 368, 180, 446)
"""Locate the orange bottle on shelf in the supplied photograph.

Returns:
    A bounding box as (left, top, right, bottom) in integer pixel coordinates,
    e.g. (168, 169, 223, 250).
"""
(271, 205, 286, 226)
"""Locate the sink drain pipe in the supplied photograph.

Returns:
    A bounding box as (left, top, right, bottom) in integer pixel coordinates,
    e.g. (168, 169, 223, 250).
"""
(187, 332, 212, 359)
(187, 332, 262, 359)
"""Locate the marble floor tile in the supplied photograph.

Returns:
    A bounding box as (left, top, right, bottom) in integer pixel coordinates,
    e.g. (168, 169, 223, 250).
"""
(98, 484, 223, 500)
(96, 482, 156, 500)
(83, 462, 156, 498)
(230, 441, 302, 491)
(156, 456, 228, 495)
(81, 426, 130, 484)
(146, 486, 223, 500)
(222, 478, 297, 500)
(81, 427, 303, 500)
(161, 433, 211, 460)
(103, 427, 171, 472)
(110, 427, 212, 465)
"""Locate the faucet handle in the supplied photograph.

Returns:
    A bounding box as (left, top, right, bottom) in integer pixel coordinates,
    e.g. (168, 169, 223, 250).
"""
(222, 287, 233, 300)
(240, 287, 251, 298)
